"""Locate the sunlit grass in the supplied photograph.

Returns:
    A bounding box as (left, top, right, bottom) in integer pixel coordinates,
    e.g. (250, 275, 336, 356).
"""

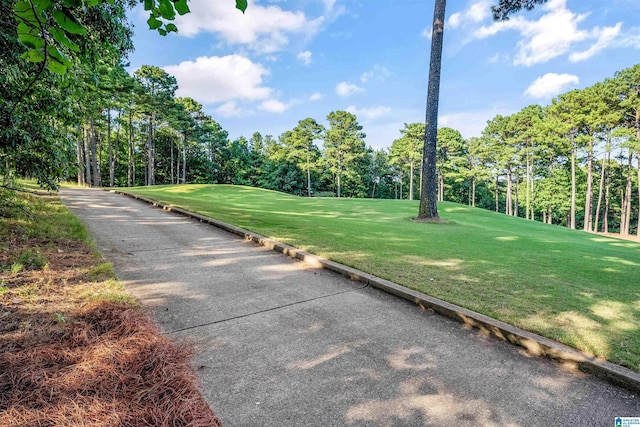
(125, 184, 640, 371)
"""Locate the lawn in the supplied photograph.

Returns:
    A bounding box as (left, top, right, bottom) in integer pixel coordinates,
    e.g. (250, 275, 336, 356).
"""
(125, 184, 640, 371)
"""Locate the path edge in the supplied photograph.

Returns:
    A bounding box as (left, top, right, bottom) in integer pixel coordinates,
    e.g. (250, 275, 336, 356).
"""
(112, 189, 640, 395)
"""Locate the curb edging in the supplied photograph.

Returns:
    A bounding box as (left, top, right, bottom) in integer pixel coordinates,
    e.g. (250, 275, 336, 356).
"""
(111, 189, 640, 395)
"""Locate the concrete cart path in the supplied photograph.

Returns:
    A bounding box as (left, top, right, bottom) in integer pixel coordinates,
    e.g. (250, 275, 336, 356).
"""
(60, 188, 639, 426)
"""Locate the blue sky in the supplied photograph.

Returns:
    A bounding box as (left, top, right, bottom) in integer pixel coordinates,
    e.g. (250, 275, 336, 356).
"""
(126, 0, 640, 150)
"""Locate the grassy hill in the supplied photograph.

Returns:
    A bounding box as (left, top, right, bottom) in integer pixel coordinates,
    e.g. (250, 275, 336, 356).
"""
(125, 184, 640, 371)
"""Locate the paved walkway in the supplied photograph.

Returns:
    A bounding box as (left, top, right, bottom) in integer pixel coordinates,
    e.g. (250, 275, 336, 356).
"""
(60, 188, 639, 427)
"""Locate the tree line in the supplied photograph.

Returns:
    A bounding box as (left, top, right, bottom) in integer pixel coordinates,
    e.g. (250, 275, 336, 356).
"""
(35, 59, 636, 237)
(1, 0, 638, 236)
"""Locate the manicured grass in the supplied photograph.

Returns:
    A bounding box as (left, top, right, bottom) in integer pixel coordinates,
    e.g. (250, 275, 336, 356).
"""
(126, 184, 640, 371)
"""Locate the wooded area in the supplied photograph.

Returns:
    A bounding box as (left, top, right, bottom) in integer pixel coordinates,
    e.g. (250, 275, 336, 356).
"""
(1, 0, 639, 236)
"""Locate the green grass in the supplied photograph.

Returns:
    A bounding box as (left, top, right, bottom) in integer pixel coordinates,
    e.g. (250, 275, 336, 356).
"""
(125, 184, 640, 371)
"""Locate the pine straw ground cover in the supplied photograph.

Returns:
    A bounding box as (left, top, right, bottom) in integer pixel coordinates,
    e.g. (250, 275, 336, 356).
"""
(0, 187, 222, 427)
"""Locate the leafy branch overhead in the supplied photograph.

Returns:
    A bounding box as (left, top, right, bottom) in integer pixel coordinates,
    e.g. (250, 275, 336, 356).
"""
(12, 0, 247, 74)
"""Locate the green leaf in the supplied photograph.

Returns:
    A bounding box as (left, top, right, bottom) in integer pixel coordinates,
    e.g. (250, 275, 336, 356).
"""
(166, 23, 178, 33)
(34, 0, 54, 14)
(61, 0, 82, 7)
(85, 0, 100, 6)
(143, 0, 154, 11)
(17, 23, 45, 49)
(147, 15, 163, 30)
(50, 26, 80, 52)
(46, 56, 68, 74)
(158, 0, 175, 20)
(47, 44, 71, 66)
(52, 9, 87, 35)
(158, 28, 167, 36)
(236, 0, 247, 13)
(14, 1, 39, 23)
(173, 0, 189, 15)
(21, 48, 45, 63)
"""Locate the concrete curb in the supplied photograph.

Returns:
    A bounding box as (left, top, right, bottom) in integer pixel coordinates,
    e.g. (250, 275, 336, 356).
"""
(111, 189, 640, 395)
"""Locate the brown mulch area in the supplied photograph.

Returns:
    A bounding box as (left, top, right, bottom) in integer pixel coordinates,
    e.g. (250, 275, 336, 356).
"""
(0, 224, 222, 426)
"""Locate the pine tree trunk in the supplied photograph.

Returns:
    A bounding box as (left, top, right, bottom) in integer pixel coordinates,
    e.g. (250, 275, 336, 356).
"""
(622, 151, 633, 235)
(147, 114, 154, 186)
(594, 160, 605, 233)
(127, 108, 133, 187)
(530, 163, 535, 221)
(76, 125, 84, 186)
(583, 138, 594, 232)
(337, 152, 342, 198)
(570, 133, 576, 229)
(111, 118, 120, 187)
(525, 143, 530, 220)
(409, 160, 414, 201)
(170, 139, 174, 184)
(506, 168, 512, 216)
(84, 126, 91, 186)
(107, 109, 113, 187)
(307, 150, 312, 197)
(604, 181, 610, 233)
(495, 175, 499, 212)
(471, 177, 476, 207)
(182, 133, 187, 184)
(417, 0, 446, 219)
(514, 171, 519, 217)
(636, 152, 640, 238)
(90, 117, 100, 187)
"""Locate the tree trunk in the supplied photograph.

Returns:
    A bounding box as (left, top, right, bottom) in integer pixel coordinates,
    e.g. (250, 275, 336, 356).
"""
(583, 137, 594, 232)
(637, 152, 640, 238)
(147, 114, 154, 186)
(530, 163, 535, 221)
(307, 149, 312, 197)
(594, 160, 605, 233)
(107, 109, 113, 187)
(418, 0, 446, 220)
(409, 160, 414, 201)
(182, 133, 187, 184)
(495, 175, 499, 212)
(84, 125, 91, 186)
(525, 142, 530, 220)
(506, 168, 512, 216)
(337, 152, 342, 198)
(604, 176, 610, 233)
(570, 133, 576, 229)
(111, 116, 120, 187)
(90, 117, 100, 187)
(170, 138, 174, 184)
(621, 150, 633, 235)
(513, 173, 520, 216)
(76, 125, 84, 186)
(127, 108, 133, 187)
(471, 177, 476, 207)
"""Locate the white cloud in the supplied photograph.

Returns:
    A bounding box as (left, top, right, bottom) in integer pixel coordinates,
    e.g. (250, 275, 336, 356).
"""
(259, 99, 290, 113)
(448, 0, 490, 28)
(296, 50, 313, 65)
(360, 66, 391, 83)
(163, 55, 271, 104)
(422, 26, 432, 39)
(309, 92, 324, 101)
(346, 105, 391, 121)
(215, 101, 242, 118)
(569, 23, 623, 62)
(524, 73, 579, 99)
(336, 81, 364, 97)
(448, 12, 462, 28)
(174, 0, 323, 54)
(474, 0, 622, 66)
